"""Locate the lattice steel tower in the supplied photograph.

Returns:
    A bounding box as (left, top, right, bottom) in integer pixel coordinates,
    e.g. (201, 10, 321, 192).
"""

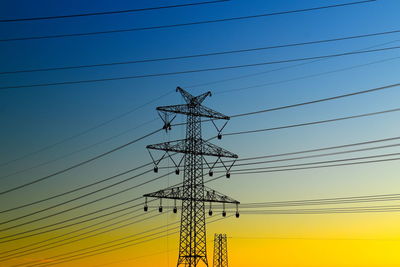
(144, 87, 239, 266)
(213, 234, 228, 267)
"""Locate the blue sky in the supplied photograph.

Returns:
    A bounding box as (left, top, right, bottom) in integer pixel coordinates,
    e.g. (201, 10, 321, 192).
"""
(1, 0, 400, 206)
(1, 1, 400, 265)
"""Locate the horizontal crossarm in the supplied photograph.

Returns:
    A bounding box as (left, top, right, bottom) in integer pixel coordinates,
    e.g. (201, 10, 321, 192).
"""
(143, 186, 240, 204)
(157, 104, 229, 120)
(147, 139, 238, 158)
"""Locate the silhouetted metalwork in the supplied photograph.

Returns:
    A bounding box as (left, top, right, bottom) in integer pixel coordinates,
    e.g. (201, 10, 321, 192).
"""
(213, 234, 228, 267)
(144, 87, 239, 266)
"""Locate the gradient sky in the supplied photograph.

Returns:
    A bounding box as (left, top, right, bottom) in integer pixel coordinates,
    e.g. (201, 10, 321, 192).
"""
(1, 0, 400, 266)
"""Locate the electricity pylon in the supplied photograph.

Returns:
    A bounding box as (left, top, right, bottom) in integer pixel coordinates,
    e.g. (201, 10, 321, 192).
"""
(213, 234, 228, 267)
(143, 87, 239, 266)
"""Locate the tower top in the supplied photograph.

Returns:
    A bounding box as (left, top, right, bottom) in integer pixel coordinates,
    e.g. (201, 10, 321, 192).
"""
(156, 87, 230, 120)
(176, 86, 211, 106)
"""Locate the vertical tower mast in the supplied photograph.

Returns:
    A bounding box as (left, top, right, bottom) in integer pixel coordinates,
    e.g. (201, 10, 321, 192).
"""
(179, 89, 207, 266)
(213, 234, 228, 267)
(144, 87, 239, 266)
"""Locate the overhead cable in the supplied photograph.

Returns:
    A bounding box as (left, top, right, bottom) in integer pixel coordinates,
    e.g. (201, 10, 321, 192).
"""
(224, 107, 400, 137)
(1, 28, 398, 75)
(2, 45, 398, 91)
(0, 162, 152, 213)
(0, 92, 171, 168)
(0, 172, 173, 235)
(0, 128, 162, 195)
(0, 0, 229, 22)
(0, 1, 375, 42)
(0, 211, 160, 262)
(0, 169, 153, 226)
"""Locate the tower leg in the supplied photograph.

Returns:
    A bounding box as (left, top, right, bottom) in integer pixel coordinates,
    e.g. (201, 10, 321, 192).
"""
(177, 112, 208, 266)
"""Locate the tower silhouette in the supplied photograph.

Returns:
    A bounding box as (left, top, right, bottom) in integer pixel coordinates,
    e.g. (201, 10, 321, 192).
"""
(144, 87, 239, 266)
(213, 234, 228, 267)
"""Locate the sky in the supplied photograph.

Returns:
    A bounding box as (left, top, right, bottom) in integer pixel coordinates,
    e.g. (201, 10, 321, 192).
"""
(1, 0, 400, 266)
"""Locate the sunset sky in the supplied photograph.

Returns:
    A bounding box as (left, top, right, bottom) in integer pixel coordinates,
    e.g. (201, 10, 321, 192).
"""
(1, 0, 400, 266)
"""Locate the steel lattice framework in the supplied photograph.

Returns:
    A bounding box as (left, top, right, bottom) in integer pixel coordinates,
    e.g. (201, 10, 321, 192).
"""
(143, 87, 239, 266)
(213, 234, 228, 267)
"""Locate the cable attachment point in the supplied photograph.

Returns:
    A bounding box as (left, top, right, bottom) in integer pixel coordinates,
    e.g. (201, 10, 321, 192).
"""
(209, 202, 213, 216)
(159, 198, 163, 213)
(211, 119, 229, 140)
(173, 199, 177, 213)
(148, 149, 168, 173)
(203, 155, 219, 177)
(158, 111, 176, 132)
(165, 151, 184, 175)
(218, 157, 236, 178)
(235, 203, 240, 218)
(222, 202, 226, 217)
(144, 197, 148, 212)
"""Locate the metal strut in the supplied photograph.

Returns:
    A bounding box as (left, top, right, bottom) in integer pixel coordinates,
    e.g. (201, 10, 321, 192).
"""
(213, 234, 228, 267)
(143, 87, 239, 267)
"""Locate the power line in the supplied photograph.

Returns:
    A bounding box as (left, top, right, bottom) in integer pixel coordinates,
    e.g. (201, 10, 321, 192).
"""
(229, 143, 400, 168)
(202, 157, 400, 182)
(242, 205, 400, 210)
(238, 236, 400, 242)
(4, 107, 392, 237)
(0, 91, 171, 168)
(230, 83, 400, 118)
(241, 205, 400, 215)
(0, 1, 229, 23)
(241, 194, 400, 208)
(0, 162, 152, 213)
(230, 136, 400, 163)
(0, 174, 209, 243)
(9, 189, 400, 261)
(5, 80, 400, 211)
(202, 155, 400, 184)
(167, 141, 400, 171)
(0, 210, 159, 261)
(14, 219, 181, 267)
(0, 200, 159, 253)
(2, 45, 398, 91)
(185, 35, 400, 90)
(0, 198, 147, 243)
(0, 171, 173, 235)
(0, 207, 153, 258)
(22, 205, 398, 267)
(171, 81, 399, 125)
(2, 28, 399, 75)
(13, 187, 397, 264)
(0, 212, 161, 262)
(32, 232, 180, 267)
(0, 171, 190, 242)
(0, 169, 152, 226)
(20, 216, 230, 267)
(229, 152, 400, 173)
(229, 156, 400, 175)
(7, 176, 400, 264)
(0, 1, 375, 42)
(18, 218, 182, 267)
(159, 138, 400, 170)
(0, 128, 162, 195)
(0, 118, 158, 180)
(2, 138, 398, 243)
(224, 107, 400, 137)
(217, 55, 400, 95)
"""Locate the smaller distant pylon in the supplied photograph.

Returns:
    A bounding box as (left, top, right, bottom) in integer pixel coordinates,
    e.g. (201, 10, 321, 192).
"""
(213, 233, 228, 267)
